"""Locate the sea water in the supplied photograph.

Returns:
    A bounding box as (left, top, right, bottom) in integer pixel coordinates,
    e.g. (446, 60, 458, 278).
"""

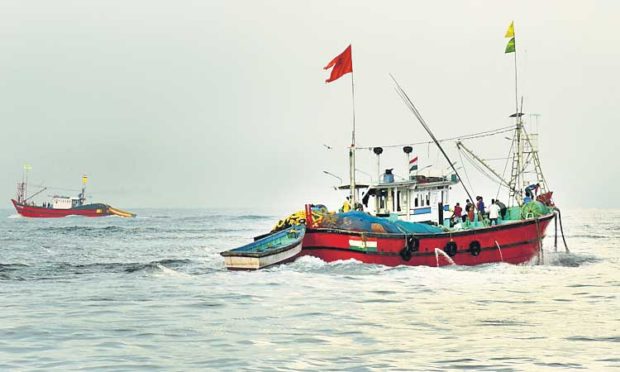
(0, 208, 618, 370)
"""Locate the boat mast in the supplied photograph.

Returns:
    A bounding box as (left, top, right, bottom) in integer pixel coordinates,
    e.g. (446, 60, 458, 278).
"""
(506, 21, 524, 206)
(22, 163, 31, 202)
(80, 175, 88, 205)
(349, 64, 357, 206)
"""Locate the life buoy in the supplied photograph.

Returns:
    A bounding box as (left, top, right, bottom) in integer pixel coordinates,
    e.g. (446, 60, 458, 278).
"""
(444, 241, 457, 257)
(469, 241, 481, 256)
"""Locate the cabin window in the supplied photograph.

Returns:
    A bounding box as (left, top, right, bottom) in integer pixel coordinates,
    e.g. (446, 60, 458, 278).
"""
(396, 191, 401, 212)
(426, 193, 430, 206)
(414, 195, 419, 207)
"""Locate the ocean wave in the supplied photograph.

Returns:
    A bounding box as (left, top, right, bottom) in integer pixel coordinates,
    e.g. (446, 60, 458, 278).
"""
(0, 259, 194, 280)
(35, 225, 233, 236)
(0, 263, 30, 272)
(565, 234, 612, 239)
(230, 215, 274, 221)
(175, 214, 274, 222)
(38, 225, 145, 234)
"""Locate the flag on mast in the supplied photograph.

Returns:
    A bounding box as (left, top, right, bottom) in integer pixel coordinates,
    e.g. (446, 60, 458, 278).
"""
(504, 21, 516, 54)
(409, 156, 419, 172)
(505, 21, 515, 38)
(324, 45, 353, 83)
(505, 38, 516, 54)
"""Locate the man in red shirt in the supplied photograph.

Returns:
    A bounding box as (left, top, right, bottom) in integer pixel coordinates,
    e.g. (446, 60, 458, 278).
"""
(452, 202, 463, 225)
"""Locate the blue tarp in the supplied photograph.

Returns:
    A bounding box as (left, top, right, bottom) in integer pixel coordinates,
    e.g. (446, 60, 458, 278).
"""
(393, 220, 443, 234)
(316, 211, 443, 235)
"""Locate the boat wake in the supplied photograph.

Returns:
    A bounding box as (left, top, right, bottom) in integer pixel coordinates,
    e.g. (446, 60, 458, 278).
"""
(544, 252, 601, 267)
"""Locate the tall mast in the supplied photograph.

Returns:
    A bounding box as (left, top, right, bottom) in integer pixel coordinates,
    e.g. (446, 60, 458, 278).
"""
(349, 65, 357, 206)
(80, 175, 88, 205)
(23, 163, 31, 202)
(505, 21, 524, 205)
(324, 44, 356, 206)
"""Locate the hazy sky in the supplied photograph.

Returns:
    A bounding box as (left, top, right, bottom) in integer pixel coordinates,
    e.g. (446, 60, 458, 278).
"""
(1, 0, 618, 212)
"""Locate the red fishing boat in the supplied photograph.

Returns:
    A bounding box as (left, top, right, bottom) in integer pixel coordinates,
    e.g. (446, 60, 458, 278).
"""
(297, 208, 557, 267)
(11, 172, 135, 218)
(254, 29, 569, 268)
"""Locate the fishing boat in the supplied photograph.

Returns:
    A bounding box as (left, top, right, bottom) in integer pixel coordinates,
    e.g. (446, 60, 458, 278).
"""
(220, 225, 305, 270)
(261, 25, 569, 268)
(11, 171, 135, 218)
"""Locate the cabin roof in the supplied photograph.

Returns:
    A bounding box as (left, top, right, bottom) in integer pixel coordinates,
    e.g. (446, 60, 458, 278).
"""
(336, 184, 370, 190)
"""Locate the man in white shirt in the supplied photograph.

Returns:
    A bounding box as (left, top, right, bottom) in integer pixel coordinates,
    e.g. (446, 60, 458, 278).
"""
(489, 199, 501, 226)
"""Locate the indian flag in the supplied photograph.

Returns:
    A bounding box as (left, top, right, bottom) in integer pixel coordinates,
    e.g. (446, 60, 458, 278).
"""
(349, 238, 378, 252)
(409, 156, 418, 172)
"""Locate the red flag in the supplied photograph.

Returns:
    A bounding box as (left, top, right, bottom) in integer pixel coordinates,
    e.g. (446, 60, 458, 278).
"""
(324, 45, 353, 83)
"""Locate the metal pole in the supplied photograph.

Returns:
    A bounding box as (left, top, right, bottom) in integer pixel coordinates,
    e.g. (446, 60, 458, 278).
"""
(513, 37, 519, 119)
(349, 62, 357, 206)
(513, 28, 524, 196)
(24, 167, 29, 201)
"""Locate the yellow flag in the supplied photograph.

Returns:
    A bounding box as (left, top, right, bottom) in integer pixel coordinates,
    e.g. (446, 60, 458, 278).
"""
(82, 175, 88, 184)
(505, 21, 515, 38)
(23, 163, 32, 170)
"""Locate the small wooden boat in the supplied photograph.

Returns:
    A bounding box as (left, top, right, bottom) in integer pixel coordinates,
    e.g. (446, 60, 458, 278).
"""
(220, 225, 305, 270)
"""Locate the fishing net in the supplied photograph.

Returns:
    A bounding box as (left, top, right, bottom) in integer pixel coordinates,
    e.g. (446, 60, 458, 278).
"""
(313, 211, 403, 233)
(273, 208, 444, 234)
(521, 201, 551, 218)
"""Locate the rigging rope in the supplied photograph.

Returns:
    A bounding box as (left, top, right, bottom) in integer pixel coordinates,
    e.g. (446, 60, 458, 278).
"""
(356, 126, 514, 150)
(457, 149, 475, 198)
(496, 136, 515, 200)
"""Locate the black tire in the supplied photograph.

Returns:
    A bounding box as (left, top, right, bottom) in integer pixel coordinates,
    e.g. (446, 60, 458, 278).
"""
(400, 246, 413, 261)
(444, 241, 457, 257)
(469, 241, 481, 256)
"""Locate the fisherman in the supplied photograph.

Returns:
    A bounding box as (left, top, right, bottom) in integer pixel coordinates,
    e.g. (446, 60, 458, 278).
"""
(341, 196, 351, 213)
(525, 183, 540, 199)
(476, 196, 485, 215)
(496, 199, 507, 219)
(488, 199, 501, 226)
(464, 199, 473, 222)
(452, 202, 462, 225)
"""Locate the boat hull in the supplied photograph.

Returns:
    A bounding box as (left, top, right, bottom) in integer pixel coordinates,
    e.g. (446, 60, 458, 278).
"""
(10, 199, 135, 218)
(223, 242, 302, 270)
(221, 225, 305, 270)
(300, 213, 554, 267)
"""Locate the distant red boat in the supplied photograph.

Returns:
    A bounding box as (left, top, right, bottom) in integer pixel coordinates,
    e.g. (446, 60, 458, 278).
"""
(11, 199, 134, 218)
(11, 172, 135, 218)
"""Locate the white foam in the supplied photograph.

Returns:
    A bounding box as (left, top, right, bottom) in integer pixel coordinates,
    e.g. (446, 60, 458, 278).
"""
(155, 263, 190, 278)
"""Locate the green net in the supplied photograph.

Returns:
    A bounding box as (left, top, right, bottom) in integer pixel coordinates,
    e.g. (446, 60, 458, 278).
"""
(521, 201, 551, 218)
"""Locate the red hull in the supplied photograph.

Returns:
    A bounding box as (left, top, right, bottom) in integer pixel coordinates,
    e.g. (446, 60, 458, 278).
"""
(11, 199, 111, 218)
(300, 213, 554, 267)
